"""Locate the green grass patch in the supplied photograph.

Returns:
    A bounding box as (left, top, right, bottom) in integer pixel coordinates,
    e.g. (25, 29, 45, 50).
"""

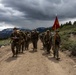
(0, 39, 10, 46)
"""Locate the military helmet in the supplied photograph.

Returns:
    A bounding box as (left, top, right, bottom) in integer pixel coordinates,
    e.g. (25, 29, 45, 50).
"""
(13, 27, 18, 30)
(32, 31, 34, 33)
(46, 30, 50, 33)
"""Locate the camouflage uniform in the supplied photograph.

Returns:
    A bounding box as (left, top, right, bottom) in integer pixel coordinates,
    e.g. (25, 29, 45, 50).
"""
(25, 32, 30, 50)
(19, 31, 25, 53)
(34, 31, 39, 49)
(40, 33, 46, 49)
(31, 30, 38, 51)
(53, 31, 61, 60)
(44, 30, 52, 54)
(10, 28, 21, 57)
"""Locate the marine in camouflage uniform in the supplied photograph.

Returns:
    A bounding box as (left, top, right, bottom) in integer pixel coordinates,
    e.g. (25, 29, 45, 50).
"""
(10, 27, 21, 57)
(19, 31, 25, 53)
(40, 33, 45, 49)
(53, 30, 61, 60)
(44, 30, 52, 54)
(31, 30, 38, 52)
(34, 30, 39, 50)
(25, 32, 30, 50)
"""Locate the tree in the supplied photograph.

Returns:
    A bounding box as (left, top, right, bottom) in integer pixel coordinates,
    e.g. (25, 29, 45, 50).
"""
(73, 21, 76, 26)
(68, 21, 72, 25)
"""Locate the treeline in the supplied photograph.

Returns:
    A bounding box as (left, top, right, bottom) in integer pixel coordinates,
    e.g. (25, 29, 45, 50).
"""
(60, 21, 76, 28)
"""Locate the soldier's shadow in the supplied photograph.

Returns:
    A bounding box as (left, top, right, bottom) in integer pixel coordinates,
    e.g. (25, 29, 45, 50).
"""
(42, 53, 61, 63)
(29, 50, 35, 53)
(5, 56, 19, 62)
(48, 57, 61, 63)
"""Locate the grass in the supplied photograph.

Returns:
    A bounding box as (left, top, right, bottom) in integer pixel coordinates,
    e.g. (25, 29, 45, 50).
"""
(59, 25, 76, 56)
(0, 39, 10, 47)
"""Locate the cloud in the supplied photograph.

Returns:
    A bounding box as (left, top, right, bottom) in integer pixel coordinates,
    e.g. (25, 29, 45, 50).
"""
(0, 0, 76, 30)
(0, 22, 14, 31)
(2, 0, 76, 19)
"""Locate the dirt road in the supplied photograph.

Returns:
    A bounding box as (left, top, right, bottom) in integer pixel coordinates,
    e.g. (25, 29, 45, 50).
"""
(0, 40, 76, 75)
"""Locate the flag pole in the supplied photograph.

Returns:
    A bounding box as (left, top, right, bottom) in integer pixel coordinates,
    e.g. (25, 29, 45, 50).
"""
(54, 14, 57, 48)
(55, 13, 57, 31)
(52, 14, 60, 51)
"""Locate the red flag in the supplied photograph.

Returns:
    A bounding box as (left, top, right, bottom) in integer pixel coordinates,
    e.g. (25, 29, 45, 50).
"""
(52, 16, 60, 30)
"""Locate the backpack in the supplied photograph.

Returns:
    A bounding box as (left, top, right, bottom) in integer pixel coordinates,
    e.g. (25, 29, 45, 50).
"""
(55, 35, 61, 45)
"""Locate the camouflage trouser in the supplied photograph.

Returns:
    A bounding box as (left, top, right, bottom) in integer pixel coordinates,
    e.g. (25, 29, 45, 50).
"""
(32, 40, 37, 50)
(35, 40, 38, 49)
(42, 41, 46, 49)
(19, 42, 25, 52)
(25, 41, 29, 50)
(46, 43, 51, 53)
(53, 45, 59, 58)
(11, 42, 19, 56)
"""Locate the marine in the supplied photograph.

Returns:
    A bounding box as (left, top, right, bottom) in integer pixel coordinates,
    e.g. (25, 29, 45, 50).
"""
(53, 30, 61, 60)
(19, 30, 25, 53)
(44, 30, 52, 54)
(10, 27, 21, 57)
(31, 30, 39, 52)
(25, 31, 31, 50)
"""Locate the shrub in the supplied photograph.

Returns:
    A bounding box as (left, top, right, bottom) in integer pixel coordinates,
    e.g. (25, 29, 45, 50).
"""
(0, 39, 10, 46)
(61, 40, 72, 50)
(70, 41, 76, 56)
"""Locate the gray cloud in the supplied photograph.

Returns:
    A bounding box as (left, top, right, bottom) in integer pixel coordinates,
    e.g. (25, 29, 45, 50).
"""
(0, 0, 76, 29)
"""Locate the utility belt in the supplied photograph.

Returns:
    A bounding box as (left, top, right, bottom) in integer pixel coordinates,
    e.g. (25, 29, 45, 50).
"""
(11, 41, 19, 44)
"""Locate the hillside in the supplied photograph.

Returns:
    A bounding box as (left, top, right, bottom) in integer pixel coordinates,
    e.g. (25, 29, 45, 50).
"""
(58, 24, 76, 56)
(0, 27, 46, 39)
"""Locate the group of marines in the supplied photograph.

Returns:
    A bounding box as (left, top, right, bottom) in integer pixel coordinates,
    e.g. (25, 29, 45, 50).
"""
(10, 27, 61, 60)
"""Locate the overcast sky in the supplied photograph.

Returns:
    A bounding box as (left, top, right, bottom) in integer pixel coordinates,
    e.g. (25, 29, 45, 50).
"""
(0, 0, 76, 31)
